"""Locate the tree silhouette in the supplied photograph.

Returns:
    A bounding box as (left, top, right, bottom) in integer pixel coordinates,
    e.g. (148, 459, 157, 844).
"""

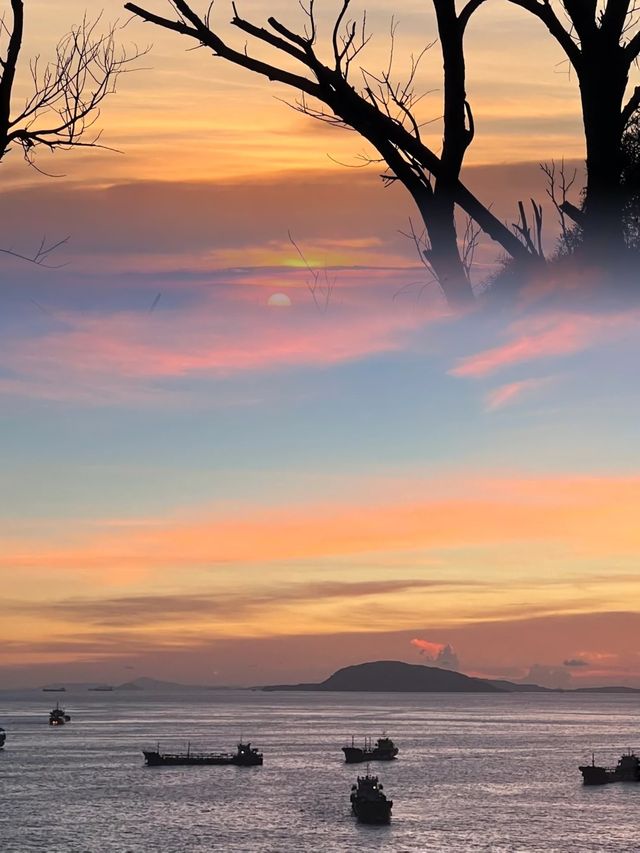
(0, 1, 142, 264)
(124, 0, 640, 302)
(125, 0, 538, 307)
(507, 0, 640, 259)
(621, 109, 640, 247)
(0, 3, 142, 166)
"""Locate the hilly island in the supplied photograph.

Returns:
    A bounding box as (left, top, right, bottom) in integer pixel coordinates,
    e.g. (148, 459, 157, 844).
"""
(260, 661, 640, 693)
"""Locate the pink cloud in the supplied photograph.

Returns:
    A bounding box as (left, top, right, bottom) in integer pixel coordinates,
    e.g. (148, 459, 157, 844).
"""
(410, 639, 446, 656)
(451, 311, 639, 378)
(484, 377, 551, 411)
(3, 278, 445, 404)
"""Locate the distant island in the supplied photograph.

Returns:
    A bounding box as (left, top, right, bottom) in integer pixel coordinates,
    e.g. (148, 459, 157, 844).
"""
(24, 677, 233, 693)
(16, 663, 639, 694)
(260, 660, 640, 694)
(116, 676, 210, 692)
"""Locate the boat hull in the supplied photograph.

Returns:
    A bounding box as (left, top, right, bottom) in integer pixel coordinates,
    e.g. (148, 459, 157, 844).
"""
(579, 765, 614, 785)
(143, 751, 263, 767)
(343, 746, 398, 763)
(351, 798, 393, 824)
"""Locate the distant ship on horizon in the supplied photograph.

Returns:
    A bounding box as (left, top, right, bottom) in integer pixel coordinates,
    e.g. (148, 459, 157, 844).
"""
(42, 687, 66, 693)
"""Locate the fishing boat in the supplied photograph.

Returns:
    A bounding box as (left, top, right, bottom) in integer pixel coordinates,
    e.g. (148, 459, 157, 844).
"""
(342, 734, 399, 763)
(579, 750, 640, 785)
(143, 741, 263, 767)
(49, 703, 71, 726)
(350, 773, 393, 824)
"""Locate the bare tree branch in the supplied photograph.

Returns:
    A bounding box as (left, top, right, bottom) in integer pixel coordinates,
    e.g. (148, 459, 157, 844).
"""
(126, 0, 536, 308)
(458, 0, 489, 33)
(512, 198, 545, 258)
(288, 230, 334, 312)
(127, 1, 323, 97)
(507, 0, 582, 67)
(0, 12, 146, 166)
(0, 234, 69, 267)
(541, 158, 578, 241)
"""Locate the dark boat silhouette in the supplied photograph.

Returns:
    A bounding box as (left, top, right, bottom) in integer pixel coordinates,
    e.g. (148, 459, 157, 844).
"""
(49, 703, 71, 726)
(42, 687, 66, 693)
(143, 741, 263, 767)
(343, 735, 399, 763)
(350, 773, 393, 824)
(579, 751, 640, 785)
(0, 727, 5, 748)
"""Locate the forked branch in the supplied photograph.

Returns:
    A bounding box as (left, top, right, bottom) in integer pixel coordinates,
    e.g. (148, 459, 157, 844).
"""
(0, 8, 146, 166)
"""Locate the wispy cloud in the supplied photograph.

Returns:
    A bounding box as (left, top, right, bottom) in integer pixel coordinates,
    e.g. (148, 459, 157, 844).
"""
(1, 281, 443, 405)
(484, 377, 552, 410)
(451, 311, 639, 378)
(3, 474, 640, 580)
(8, 579, 471, 628)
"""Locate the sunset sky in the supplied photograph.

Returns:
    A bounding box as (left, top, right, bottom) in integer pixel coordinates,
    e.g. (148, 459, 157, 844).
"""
(3, 0, 640, 689)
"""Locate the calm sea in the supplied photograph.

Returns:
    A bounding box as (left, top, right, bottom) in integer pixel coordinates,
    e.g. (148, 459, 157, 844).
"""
(1, 689, 638, 852)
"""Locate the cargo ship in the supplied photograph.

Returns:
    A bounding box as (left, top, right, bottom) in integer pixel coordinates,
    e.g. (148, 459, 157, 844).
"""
(342, 734, 399, 763)
(143, 741, 263, 767)
(579, 751, 640, 784)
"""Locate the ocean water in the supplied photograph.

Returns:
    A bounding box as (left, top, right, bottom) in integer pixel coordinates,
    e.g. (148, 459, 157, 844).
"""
(0, 689, 639, 852)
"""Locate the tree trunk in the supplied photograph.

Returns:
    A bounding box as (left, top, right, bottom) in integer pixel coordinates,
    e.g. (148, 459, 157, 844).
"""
(363, 130, 475, 309)
(420, 195, 475, 308)
(417, 1, 474, 308)
(578, 57, 628, 257)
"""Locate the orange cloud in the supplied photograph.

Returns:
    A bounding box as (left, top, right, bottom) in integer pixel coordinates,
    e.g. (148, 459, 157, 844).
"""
(4, 474, 640, 577)
(410, 639, 446, 656)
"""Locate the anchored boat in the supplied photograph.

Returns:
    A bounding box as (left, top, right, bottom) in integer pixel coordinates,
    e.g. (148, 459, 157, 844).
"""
(579, 751, 640, 785)
(350, 773, 393, 824)
(342, 734, 399, 763)
(49, 703, 71, 726)
(143, 741, 263, 767)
